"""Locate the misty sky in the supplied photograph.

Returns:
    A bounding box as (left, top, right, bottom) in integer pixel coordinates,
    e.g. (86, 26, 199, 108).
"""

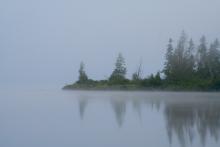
(0, 0, 220, 88)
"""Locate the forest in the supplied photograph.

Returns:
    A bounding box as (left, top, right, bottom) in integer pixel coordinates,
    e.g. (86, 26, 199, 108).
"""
(63, 32, 220, 90)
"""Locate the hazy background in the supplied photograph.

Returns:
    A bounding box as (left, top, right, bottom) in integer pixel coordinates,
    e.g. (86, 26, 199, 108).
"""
(0, 0, 220, 89)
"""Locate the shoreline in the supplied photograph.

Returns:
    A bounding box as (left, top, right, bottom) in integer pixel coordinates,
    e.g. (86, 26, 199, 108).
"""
(62, 85, 220, 92)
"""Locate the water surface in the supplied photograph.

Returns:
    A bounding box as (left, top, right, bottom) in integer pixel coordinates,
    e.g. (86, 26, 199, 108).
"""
(1, 90, 220, 147)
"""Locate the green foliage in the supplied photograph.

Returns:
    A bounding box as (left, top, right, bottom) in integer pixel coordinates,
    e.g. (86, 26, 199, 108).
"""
(141, 72, 162, 87)
(164, 38, 174, 81)
(64, 33, 220, 91)
(164, 32, 196, 83)
(207, 39, 220, 79)
(162, 32, 220, 90)
(197, 36, 210, 79)
(210, 78, 220, 90)
(109, 53, 127, 84)
(77, 62, 88, 84)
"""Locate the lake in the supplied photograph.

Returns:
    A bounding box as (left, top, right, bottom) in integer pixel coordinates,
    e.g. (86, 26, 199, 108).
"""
(1, 89, 220, 147)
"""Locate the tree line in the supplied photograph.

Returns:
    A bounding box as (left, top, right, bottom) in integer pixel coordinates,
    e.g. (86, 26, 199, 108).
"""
(164, 31, 220, 89)
(64, 32, 220, 90)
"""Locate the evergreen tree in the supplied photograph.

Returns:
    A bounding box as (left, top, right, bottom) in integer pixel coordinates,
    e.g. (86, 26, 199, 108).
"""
(64, 33, 220, 90)
(208, 39, 220, 79)
(171, 31, 188, 82)
(197, 36, 209, 78)
(173, 31, 187, 81)
(164, 38, 174, 81)
(78, 62, 88, 84)
(109, 53, 127, 84)
(147, 72, 162, 87)
(164, 32, 195, 83)
(154, 72, 162, 86)
(184, 39, 196, 78)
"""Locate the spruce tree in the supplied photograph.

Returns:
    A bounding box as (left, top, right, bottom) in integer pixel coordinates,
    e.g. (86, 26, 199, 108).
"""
(185, 39, 195, 79)
(171, 31, 188, 82)
(164, 38, 174, 81)
(208, 39, 220, 79)
(197, 36, 209, 78)
(109, 53, 127, 84)
(78, 62, 88, 84)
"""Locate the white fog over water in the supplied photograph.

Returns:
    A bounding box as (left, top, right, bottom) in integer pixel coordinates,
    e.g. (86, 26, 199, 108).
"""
(1, 90, 220, 147)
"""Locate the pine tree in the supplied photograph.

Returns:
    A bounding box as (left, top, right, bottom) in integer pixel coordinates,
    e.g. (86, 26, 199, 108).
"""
(185, 39, 195, 78)
(78, 62, 88, 84)
(165, 32, 196, 83)
(109, 53, 127, 84)
(208, 39, 220, 79)
(164, 38, 174, 81)
(171, 31, 188, 82)
(154, 72, 162, 86)
(197, 36, 209, 78)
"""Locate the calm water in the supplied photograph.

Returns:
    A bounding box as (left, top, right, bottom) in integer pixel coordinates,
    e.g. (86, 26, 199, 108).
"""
(1, 89, 220, 147)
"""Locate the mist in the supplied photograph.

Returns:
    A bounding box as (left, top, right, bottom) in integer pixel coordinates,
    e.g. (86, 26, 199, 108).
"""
(0, 0, 220, 89)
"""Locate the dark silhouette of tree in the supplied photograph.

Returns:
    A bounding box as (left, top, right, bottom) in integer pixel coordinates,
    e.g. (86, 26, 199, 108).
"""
(77, 62, 88, 84)
(109, 53, 127, 84)
(164, 38, 174, 82)
(142, 72, 162, 87)
(196, 36, 209, 79)
(172, 31, 189, 82)
(184, 39, 196, 79)
(164, 32, 196, 83)
(208, 39, 220, 79)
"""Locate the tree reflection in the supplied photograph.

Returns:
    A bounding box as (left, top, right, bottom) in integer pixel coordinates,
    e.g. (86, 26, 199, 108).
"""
(111, 99, 127, 127)
(76, 93, 89, 120)
(196, 103, 220, 145)
(164, 102, 220, 147)
(132, 99, 142, 120)
(78, 98, 88, 120)
(165, 103, 195, 147)
(75, 92, 220, 147)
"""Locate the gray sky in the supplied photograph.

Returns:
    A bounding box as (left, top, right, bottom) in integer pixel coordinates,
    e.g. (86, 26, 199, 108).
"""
(0, 0, 220, 88)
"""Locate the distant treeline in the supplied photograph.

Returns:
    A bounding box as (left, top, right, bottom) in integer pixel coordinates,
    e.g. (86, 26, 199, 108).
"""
(63, 31, 220, 90)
